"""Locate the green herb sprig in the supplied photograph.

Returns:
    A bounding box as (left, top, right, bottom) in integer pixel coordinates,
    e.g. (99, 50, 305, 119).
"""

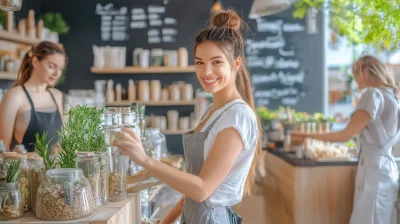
(34, 132, 57, 171)
(6, 160, 22, 183)
(58, 105, 105, 168)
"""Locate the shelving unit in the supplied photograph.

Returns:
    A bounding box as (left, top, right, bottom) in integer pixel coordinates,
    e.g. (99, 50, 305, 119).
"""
(161, 129, 189, 135)
(91, 66, 196, 74)
(0, 30, 41, 46)
(0, 71, 18, 80)
(106, 100, 196, 107)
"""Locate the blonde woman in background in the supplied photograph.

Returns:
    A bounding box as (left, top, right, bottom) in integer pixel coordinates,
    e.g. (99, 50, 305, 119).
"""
(292, 55, 400, 224)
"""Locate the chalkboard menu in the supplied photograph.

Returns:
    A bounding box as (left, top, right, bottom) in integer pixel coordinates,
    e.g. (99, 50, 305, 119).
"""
(246, 7, 325, 113)
(39, 0, 325, 154)
(95, 2, 179, 44)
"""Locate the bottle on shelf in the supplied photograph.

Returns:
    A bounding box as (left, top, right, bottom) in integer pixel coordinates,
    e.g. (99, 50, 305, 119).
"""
(115, 83, 122, 102)
(106, 79, 115, 103)
(128, 79, 136, 102)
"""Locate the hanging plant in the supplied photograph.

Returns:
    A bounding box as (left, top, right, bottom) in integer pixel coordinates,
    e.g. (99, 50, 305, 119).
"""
(40, 12, 70, 35)
(293, 0, 400, 51)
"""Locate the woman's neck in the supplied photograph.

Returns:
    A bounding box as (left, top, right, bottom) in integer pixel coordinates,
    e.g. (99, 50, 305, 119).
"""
(23, 75, 47, 93)
(212, 86, 242, 110)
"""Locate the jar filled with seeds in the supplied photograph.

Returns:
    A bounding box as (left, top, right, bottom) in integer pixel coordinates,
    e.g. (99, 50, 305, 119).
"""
(4, 153, 29, 212)
(27, 155, 45, 212)
(0, 182, 23, 220)
(96, 151, 110, 205)
(36, 168, 96, 220)
(75, 152, 101, 208)
(108, 147, 126, 202)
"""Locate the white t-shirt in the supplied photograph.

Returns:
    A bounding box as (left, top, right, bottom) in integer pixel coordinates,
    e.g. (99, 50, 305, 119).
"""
(357, 87, 399, 145)
(199, 99, 258, 207)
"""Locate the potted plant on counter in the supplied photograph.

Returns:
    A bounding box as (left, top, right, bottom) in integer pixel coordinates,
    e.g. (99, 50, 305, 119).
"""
(0, 160, 23, 220)
(58, 105, 106, 207)
(40, 12, 70, 43)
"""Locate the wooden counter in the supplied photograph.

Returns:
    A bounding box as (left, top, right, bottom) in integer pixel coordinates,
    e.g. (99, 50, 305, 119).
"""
(2, 193, 142, 224)
(263, 151, 357, 224)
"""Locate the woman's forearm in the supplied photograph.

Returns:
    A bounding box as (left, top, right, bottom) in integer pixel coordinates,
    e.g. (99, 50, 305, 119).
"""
(143, 158, 207, 202)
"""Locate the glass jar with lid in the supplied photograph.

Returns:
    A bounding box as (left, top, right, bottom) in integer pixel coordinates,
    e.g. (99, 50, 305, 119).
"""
(108, 147, 126, 202)
(75, 152, 101, 208)
(3, 153, 29, 212)
(27, 154, 45, 212)
(96, 151, 110, 205)
(36, 168, 96, 220)
(0, 182, 23, 220)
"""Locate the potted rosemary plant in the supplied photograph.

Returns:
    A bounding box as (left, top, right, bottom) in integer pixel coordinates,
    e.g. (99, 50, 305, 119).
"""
(58, 105, 106, 206)
(34, 129, 97, 220)
(0, 160, 23, 220)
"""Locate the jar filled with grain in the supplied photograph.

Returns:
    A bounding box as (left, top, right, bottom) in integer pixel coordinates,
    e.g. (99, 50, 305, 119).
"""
(27, 155, 45, 212)
(96, 151, 110, 205)
(0, 182, 23, 220)
(36, 168, 96, 220)
(108, 146, 126, 202)
(75, 152, 101, 208)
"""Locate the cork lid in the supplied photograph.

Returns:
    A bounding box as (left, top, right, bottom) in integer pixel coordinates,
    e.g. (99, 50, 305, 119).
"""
(4, 153, 28, 160)
(28, 154, 43, 161)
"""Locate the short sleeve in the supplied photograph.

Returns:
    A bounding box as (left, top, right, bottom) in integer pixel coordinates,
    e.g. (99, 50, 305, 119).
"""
(357, 88, 384, 120)
(214, 104, 258, 150)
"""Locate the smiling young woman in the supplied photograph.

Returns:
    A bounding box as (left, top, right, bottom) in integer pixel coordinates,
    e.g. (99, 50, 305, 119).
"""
(113, 9, 262, 224)
(0, 41, 67, 152)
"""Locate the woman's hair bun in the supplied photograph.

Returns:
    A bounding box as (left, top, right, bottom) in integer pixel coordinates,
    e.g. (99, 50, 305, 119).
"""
(211, 9, 242, 32)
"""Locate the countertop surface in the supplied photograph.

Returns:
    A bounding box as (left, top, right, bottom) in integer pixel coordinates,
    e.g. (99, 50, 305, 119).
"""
(1, 193, 141, 224)
(267, 149, 358, 167)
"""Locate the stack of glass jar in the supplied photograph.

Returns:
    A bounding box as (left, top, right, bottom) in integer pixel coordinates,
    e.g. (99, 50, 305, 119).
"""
(103, 105, 144, 201)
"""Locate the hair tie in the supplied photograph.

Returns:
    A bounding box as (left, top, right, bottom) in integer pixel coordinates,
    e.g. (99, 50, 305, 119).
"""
(28, 50, 33, 58)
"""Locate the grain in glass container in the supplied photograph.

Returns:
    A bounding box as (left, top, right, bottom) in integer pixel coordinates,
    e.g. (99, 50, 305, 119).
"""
(35, 168, 96, 221)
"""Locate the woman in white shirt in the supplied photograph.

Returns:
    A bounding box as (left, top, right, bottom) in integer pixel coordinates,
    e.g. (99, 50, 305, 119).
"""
(292, 55, 400, 224)
(114, 9, 261, 224)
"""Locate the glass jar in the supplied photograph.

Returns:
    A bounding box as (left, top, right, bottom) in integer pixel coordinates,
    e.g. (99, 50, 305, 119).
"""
(108, 147, 126, 202)
(75, 152, 101, 208)
(145, 128, 164, 161)
(137, 105, 146, 139)
(0, 0, 23, 11)
(36, 168, 96, 220)
(97, 151, 110, 205)
(4, 153, 29, 212)
(27, 155, 45, 212)
(121, 108, 135, 126)
(0, 157, 6, 182)
(104, 125, 121, 147)
(0, 182, 23, 220)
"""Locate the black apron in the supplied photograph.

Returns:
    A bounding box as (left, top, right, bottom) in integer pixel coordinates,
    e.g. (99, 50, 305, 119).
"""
(19, 85, 63, 152)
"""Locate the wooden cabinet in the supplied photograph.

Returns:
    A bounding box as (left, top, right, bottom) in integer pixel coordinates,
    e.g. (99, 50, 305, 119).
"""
(263, 153, 357, 224)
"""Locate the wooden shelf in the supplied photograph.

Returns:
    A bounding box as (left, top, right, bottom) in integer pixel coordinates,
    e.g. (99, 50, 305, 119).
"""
(161, 129, 189, 135)
(106, 100, 196, 107)
(91, 66, 196, 74)
(0, 71, 17, 80)
(0, 30, 41, 46)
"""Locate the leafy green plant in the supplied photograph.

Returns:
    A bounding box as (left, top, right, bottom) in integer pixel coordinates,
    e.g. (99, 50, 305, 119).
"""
(58, 105, 105, 168)
(40, 12, 70, 35)
(293, 0, 400, 50)
(6, 160, 21, 183)
(34, 132, 57, 171)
